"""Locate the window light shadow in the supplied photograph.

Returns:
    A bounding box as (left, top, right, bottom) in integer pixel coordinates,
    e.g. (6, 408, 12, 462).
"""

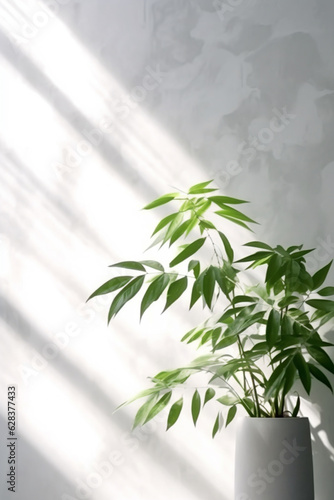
(0, 29, 160, 204)
(0, 293, 229, 500)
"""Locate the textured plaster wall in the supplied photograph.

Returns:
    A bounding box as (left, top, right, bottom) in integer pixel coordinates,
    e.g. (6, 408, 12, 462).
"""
(0, 1, 334, 499)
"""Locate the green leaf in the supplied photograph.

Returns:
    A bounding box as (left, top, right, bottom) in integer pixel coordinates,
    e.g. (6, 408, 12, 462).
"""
(166, 398, 184, 430)
(204, 388, 216, 406)
(311, 309, 327, 322)
(163, 276, 188, 311)
(237, 251, 273, 264)
(113, 387, 160, 413)
(290, 248, 315, 260)
(108, 275, 145, 321)
(308, 331, 334, 348)
(312, 261, 333, 290)
(181, 327, 197, 342)
(188, 260, 200, 278)
(109, 261, 146, 272)
(184, 216, 199, 236)
(140, 260, 164, 271)
(232, 295, 257, 305)
(287, 245, 302, 253)
(209, 195, 249, 206)
(163, 212, 184, 245)
(220, 308, 263, 339)
(169, 219, 193, 245)
(203, 266, 216, 309)
(251, 285, 274, 304)
(306, 299, 334, 312)
(307, 346, 334, 374)
(188, 354, 221, 368)
(212, 412, 223, 438)
(244, 241, 273, 250)
(318, 286, 334, 296)
(265, 254, 283, 285)
(194, 200, 212, 217)
(143, 193, 178, 210)
(218, 232, 234, 263)
(266, 309, 280, 349)
(179, 199, 195, 212)
(189, 278, 201, 309)
(273, 279, 284, 296)
(275, 336, 304, 350)
(281, 315, 293, 337)
(289, 310, 309, 324)
(278, 296, 300, 308)
(292, 395, 300, 417)
(298, 268, 314, 292)
(290, 245, 305, 255)
(240, 397, 256, 416)
(217, 393, 238, 406)
(212, 267, 228, 296)
(140, 274, 170, 318)
(146, 231, 169, 251)
(319, 311, 334, 327)
(282, 363, 297, 397)
(226, 405, 237, 427)
(293, 353, 311, 394)
(215, 205, 256, 224)
(271, 348, 298, 365)
(199, 328, 214, 346)
(87, 276, 133, 301)
(214, 334, 238, 351)
(188, 180, 214, 194)
(308, 363, 333, 392)
(187, 328, 206, 344)
(265, 358, 291, 400)
(151, 213, 178, 236)
(144, 391, 172, 423)
(191, 390, 201, 426)
(212, 328, 223, 348)
(275, 245, 290, 258)
(218, 307, 243, 323)
(133, 396, 159, 429)
(210, 361, 239, 381)
(152, 368, 191, 385)
(218, 214, 253, 231)
(170, 238, 206, 267)
(199, 219, 216, 232)
(213, 262, 237, 295)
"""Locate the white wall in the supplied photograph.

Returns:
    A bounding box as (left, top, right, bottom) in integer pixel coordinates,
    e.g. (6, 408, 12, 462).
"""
(1, 1, 334, 499)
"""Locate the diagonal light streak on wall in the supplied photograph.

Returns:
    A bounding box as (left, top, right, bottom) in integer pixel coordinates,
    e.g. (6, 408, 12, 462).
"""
(0, 1, 206, 189)
(0, 3, 236, 500)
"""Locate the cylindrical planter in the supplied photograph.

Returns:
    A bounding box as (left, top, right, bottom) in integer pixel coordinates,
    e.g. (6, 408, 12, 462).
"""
(234, 417, 314, 500)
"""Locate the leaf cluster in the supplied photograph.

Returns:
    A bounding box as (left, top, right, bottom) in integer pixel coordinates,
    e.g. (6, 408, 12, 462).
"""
(88, 181, 334, 436)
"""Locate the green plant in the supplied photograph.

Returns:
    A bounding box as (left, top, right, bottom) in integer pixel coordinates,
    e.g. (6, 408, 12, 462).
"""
(88, 180, 334, 437)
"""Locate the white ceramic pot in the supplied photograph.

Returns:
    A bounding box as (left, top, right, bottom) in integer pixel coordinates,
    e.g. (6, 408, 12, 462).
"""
(234, 417, 314, 500)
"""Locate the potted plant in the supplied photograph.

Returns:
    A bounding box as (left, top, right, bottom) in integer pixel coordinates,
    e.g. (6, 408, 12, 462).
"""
(88, 180, 334, 500)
